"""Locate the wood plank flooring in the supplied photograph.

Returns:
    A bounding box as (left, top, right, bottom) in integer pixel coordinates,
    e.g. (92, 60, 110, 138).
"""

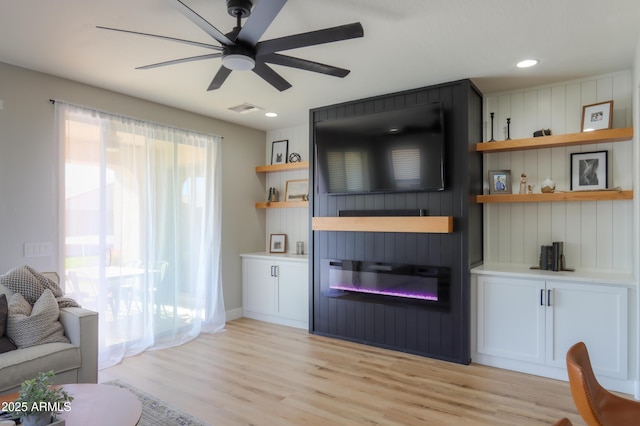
(100, 318, 587, 425)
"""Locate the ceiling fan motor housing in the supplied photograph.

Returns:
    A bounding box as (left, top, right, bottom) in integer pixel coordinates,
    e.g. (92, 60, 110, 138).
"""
(227, 0, 252, 18)
(222, 43, 255, 60)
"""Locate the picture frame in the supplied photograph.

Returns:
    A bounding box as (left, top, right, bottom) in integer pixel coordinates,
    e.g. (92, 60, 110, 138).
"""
(271, 140, 288, 165)
(581, 100, 613, 132)
(285, 179, 309, 202)
(269, 234, 286, 253)
(488, 170, 511, 194)
(570, 150, 608, 191)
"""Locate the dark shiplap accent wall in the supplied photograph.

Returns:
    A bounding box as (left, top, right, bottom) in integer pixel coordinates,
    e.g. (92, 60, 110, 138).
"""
(309, 79, 483, 364)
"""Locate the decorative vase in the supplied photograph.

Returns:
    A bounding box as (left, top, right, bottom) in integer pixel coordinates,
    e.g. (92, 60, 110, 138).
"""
(21, 412, 52, 426)
(541, 177, 556, 193)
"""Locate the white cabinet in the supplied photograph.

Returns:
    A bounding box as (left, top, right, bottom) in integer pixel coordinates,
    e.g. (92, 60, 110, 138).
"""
(475, 274, 628, 381)
(477, 276, 546, 364)
(546, 281, 627, 378)
(241, 253, 308, 329)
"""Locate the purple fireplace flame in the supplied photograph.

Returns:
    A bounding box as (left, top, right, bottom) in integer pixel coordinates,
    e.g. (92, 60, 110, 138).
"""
(329, 284, 438, 301)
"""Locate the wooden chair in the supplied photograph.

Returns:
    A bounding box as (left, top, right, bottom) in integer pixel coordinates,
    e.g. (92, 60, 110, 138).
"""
(566, 341, 640, 425)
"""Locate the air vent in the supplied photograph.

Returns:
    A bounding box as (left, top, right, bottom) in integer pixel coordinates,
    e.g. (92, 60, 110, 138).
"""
(228, 103, 264, 114)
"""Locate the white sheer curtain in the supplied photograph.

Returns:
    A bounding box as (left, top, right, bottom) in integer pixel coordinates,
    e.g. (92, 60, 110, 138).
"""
(55, 102, 225, 369)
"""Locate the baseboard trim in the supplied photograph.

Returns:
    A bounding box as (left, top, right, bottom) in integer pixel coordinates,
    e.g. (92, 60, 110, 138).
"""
(225, 307, 243, 321)
(473, 352, 635, 395)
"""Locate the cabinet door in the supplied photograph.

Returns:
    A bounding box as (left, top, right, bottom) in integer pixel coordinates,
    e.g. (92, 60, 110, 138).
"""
(276, 261, 308, 322)
(243, 257, 276, 315)
(546, 281, 628, 378)
(477, 276, 545, 363)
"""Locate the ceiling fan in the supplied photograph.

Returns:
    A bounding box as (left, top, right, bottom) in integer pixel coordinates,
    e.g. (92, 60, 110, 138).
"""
(98, 0, 364, 91)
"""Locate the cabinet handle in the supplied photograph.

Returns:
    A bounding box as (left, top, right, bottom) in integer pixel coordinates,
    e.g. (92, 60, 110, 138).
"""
(270, 265, 275, 277)
(273, 265, 278, 277)
(547, 289, 552, 306)
(540, 289, 544, 306)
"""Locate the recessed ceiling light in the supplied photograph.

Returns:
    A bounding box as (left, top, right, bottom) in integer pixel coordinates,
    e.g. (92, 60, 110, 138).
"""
(265, 112, 278, 118)
(517, 59, 539, 68)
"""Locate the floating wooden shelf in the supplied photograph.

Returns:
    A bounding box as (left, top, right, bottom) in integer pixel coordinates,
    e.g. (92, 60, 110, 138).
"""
(312, 216, 454, 233)
(255, 201, 309, 209)
(476, 190, 633, 203)
(255, 161, 309, 173)
(474, 127, 633, 153)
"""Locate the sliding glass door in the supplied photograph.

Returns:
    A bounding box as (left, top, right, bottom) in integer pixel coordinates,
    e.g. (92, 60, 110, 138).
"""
(57, 103, 224, 369)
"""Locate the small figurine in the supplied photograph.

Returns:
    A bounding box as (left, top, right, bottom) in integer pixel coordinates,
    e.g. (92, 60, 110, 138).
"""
(519, 173, 527, 194)
(527, 184, 534, 194)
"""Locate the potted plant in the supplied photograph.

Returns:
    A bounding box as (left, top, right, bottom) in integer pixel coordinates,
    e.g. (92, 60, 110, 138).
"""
(7, 371, 73, 426)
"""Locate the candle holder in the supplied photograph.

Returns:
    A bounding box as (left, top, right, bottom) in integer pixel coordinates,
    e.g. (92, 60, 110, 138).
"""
(488, 112, 496, 142)
(506, 118, 512, 140)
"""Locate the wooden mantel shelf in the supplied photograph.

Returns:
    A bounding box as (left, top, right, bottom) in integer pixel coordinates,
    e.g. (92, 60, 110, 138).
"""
(476, 190, 633, 203)
(474, 127, 633, 153)
(312, 216, 454, 233)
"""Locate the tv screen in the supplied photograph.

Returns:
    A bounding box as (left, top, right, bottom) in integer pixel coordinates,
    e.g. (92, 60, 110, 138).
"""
(315, 102, 445, 195)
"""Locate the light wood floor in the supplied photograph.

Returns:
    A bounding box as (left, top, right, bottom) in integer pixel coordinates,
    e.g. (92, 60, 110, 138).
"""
(100, 318, 587, 425)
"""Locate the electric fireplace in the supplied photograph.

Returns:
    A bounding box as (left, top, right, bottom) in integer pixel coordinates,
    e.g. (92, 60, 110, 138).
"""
(323, 259, 450, 308)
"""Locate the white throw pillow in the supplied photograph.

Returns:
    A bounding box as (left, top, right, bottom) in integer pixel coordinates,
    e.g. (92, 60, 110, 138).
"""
(7, 289, 69, 348)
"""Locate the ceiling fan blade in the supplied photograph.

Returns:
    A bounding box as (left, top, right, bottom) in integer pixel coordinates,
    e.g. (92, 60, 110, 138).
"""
(237, 0, 287, 46)
(173, 0, 234, 46)
(207, 66, 233, 91)
(256, 22, 363, 55)
(252, 62, 292, 91)
(136, 53, 222, 70)
(96, 26, 222, 51)
(261, 53, 350, 77)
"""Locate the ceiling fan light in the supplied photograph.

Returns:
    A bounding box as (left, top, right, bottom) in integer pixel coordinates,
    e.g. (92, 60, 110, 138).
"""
(222, 54, 255, 71)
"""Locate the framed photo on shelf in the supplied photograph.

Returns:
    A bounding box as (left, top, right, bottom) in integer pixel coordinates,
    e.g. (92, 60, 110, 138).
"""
(581, 101, 613, 132)
(570, 150, 608, 190)
(271, 140, 288, 165)
(285, 179, 309, 202)
(269, 234, 286, 253)
(488, 170, 511, 194)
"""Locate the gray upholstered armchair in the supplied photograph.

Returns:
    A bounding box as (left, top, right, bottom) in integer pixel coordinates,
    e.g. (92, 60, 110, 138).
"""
(0, 271, 98, 394)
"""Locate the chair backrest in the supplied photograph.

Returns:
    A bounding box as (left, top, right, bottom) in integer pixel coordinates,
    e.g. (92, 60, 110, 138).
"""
(565, 341, 606, 426)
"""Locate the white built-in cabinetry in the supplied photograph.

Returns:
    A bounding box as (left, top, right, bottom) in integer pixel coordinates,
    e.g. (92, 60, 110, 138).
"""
(241, 253, 308, 329)
(243, 136, 310, 328)
(471, 266, 633, 393)
(472, 120, 636, 394)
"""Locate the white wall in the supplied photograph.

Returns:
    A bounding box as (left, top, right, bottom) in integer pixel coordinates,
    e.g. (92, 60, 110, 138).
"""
(0, 62, 265, 314)
(264, 124, 310, 253)
(483, 71, 634, 273)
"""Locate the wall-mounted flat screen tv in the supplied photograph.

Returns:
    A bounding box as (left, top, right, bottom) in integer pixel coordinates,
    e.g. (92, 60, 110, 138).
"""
(315, 102, 445, 195)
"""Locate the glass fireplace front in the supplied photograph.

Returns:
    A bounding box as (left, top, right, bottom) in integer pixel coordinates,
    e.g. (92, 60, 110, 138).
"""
(323, 259, 450, 307)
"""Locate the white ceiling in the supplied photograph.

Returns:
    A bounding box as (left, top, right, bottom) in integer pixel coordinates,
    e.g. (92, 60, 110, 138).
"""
(2, 0, 639, 131)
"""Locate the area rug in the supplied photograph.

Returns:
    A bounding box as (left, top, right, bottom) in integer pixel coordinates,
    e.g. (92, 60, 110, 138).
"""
(104, 380, 210, 426)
